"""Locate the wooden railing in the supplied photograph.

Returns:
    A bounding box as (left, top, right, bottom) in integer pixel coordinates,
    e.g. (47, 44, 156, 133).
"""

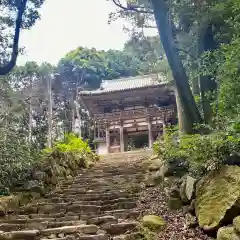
(94, 106, 175, 121)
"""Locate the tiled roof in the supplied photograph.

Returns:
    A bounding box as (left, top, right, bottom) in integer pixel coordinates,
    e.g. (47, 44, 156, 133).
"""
(79, 74, 167, 95)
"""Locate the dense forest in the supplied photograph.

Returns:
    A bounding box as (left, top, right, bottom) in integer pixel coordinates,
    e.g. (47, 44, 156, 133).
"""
(0, 0, 240, 190)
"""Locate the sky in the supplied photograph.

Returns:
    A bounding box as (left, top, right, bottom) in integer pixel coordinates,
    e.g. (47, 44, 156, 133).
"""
(17, 0, 157, 66)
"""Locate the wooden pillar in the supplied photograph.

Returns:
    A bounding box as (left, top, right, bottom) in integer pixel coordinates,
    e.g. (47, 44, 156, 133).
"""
(105, 122, 110, 153)
(97, 123, 100, 138)
(148, 115, 153, 148)
(120, 120, 124, 152)
(93, 121, 96, 139)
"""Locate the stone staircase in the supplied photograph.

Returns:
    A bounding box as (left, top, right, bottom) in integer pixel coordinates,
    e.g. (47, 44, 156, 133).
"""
(0, 149, 152, 240)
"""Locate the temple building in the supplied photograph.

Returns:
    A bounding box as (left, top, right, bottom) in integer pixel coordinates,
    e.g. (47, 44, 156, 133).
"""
(78, 74, 177, 155)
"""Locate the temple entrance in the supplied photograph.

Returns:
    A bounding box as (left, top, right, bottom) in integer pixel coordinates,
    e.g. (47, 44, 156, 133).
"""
(127, 134, 148, 151)
(79, 74, 177, 154)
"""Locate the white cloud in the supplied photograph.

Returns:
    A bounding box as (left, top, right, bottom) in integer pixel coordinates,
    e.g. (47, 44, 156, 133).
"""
(17, 0, 131, 65)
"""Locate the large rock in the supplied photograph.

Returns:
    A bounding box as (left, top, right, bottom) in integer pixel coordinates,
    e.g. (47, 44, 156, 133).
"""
(0, 196, 19, 216)
(148, 159, 162, 172)
(180, 175, 197, 204)
(24, 180, 45, 195)
(168, 197, 183, 210)
(185, 213, 198, 228)
(233, 216, 240, 233)
(217, 227, 240, 240)
(142, 215, 166, 231)
(196, 165, 240, 231)
(159, 158, 189, 178)
(32, 170, 45, 181)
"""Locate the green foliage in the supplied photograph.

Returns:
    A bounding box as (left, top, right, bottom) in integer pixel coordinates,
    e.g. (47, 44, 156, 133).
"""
(43, 133, 98, 170)
(44, 133, 91, 155)
(137, 223, 156, 240)
(154, 127, 240, 177)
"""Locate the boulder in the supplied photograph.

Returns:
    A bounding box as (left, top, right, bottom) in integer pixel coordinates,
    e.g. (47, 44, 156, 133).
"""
(185, 213, 198, 228)
(168, 197, 183, 210)
(159, 158, 189, 178)
(32, 170, 45, 181)
(24, 180, 45, 195)
(50, 175, 57, 185)
(217, 227, 240, 240)
(180, 175, 197, 204)
(183, 199, 196, 215)
(142, 215, 166, 231)
(0, 196, 20, 216)
(169, 186, 180, 199)
(159, 164, 173, 178)
(148, 159, 162, 172)
(196, 165, 240, 231)
(152, 171, 163, 185)
(233, 216, 240, 233)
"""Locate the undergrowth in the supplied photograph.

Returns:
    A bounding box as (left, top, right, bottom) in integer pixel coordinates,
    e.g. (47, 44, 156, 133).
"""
(137, 223, 157, 240)
(0, 133, 98, 194)
(153, 124, 240, 177)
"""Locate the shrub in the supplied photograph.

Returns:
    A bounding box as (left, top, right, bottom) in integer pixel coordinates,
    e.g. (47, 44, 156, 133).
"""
(42, 133, 99, 174)
(153, 127, 240, 177)
(0, 132, 98, 195)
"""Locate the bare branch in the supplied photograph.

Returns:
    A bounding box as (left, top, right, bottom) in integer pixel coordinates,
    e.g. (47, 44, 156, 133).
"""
(0, 0, 28, 76)
(112, 0, 153, 14)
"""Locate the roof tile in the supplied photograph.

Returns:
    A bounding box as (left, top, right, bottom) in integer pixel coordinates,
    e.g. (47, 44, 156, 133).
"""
(79, 74, 167, 95)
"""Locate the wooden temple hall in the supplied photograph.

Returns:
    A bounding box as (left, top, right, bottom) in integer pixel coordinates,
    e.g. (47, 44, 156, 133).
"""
(78, 74, 177, 155)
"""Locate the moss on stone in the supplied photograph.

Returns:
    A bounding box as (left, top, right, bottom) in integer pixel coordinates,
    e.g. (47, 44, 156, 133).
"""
(168, 197, 183, 210)
(217, 226, 240, 240)
(148, 159, 162, 172)
(233, 216, 240, 233)
(142, 215, 166, 231)
(196, 166, 240, 231)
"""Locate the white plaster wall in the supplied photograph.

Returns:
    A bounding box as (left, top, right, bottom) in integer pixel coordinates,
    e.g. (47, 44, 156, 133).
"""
(97, 142, 108, 155)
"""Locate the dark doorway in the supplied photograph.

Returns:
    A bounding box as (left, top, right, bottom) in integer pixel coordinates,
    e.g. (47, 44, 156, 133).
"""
(127, 134, 148, 151)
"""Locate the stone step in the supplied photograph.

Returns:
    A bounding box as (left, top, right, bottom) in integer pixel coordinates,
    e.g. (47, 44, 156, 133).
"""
(72, 173, 144, 182)
(40, 224, 99, 236)
(37, 197, 138, 206)
(0, 220, 86, 232)
(73, 171, 144, 179)
(2, 151, 149, 240)
(0, 229, 39, 240)
(56, 193, 139, 201)
(20, 203, 137, 217)
(102, 222, 137, 235)
(77, 234, 109, 240)
(40, 234, 109, 240)
(54, 189, 133, 196)
(0, 217, 55, 224)
(54, 189, 130, 195)
(59, 186, 120, 193)
(69, 181, 143, 189)
(79, 209, 140, 221)
(112, 232, 141, 240)
(87, 216, 118, 226)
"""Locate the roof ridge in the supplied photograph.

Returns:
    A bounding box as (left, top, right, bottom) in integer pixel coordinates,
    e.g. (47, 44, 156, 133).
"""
(103, 74, 158, 83)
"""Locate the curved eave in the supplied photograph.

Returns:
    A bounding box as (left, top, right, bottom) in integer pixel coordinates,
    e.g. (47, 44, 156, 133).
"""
(79, 82, 173, 97)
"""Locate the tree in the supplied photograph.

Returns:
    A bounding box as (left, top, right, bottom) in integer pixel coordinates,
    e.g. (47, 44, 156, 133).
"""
(111, 0, 202, 133)
(123, 35, 171, 78)
(0, 0, 45, 75)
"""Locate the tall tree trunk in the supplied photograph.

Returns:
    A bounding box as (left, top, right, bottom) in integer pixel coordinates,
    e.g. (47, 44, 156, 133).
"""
(198, 26, 215, 124)
(28, 77, 33, 144)
(47, 75, 53, 148)
(151, 0, 202, 133)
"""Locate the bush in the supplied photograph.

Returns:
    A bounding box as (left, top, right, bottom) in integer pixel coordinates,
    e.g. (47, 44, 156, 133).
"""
(0, 132, 98, 195)
(42, 133, 99, 175)
(153, 127, 240, 177)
